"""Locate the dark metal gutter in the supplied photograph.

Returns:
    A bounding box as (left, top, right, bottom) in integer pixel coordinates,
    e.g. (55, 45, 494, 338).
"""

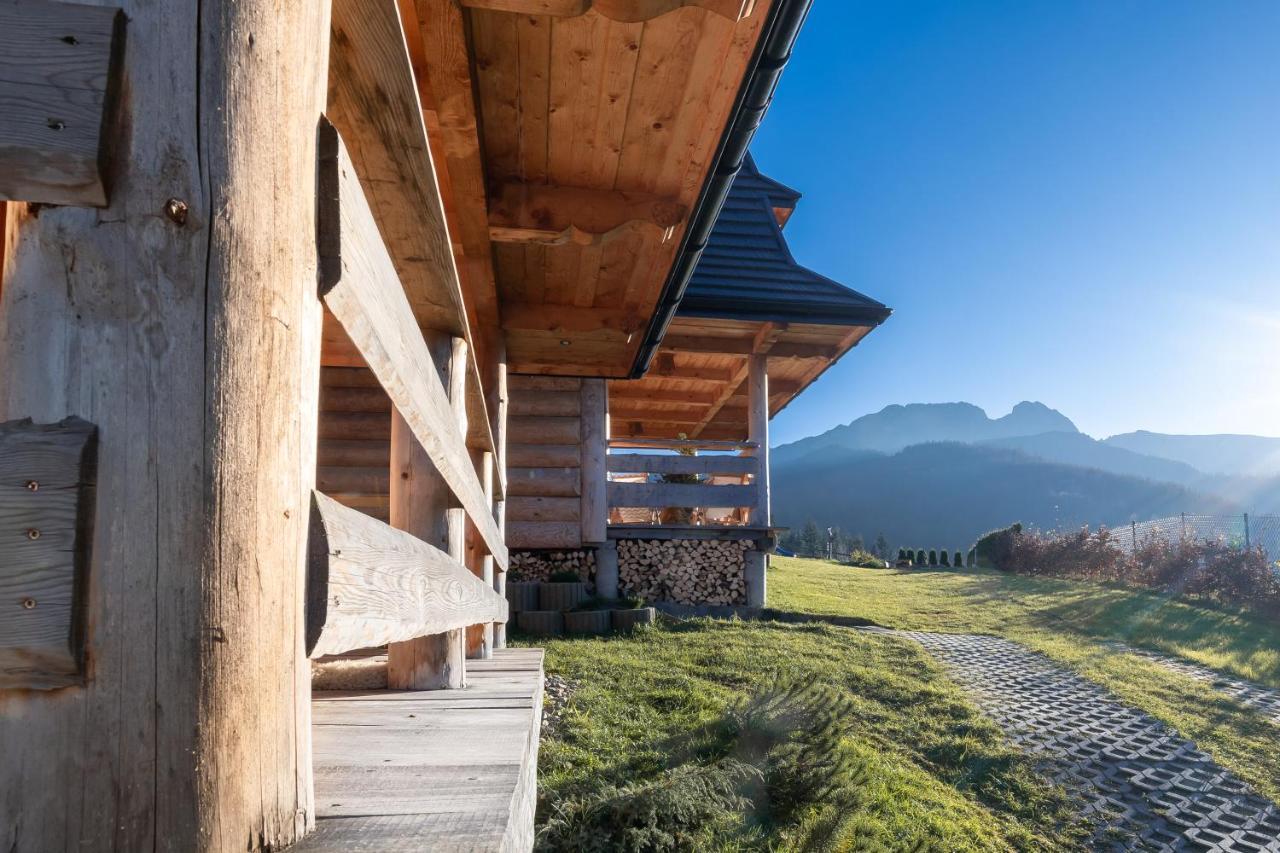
(627, 0, 816, 378)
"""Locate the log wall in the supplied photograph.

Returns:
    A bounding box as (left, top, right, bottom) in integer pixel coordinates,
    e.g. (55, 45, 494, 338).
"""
(318, 366, 391, 522)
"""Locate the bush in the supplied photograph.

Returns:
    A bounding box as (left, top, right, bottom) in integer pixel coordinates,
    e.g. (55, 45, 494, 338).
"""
(916, 549, 927, 566)
(927, 550, 938, 567)
(897, 548, 908, 563)
(939, 550, 950, 567)
(954, 551, 965, 570)
(973, 523, 1023, 569)
(844, 549, 884, 568)
(994, 525, 1280, 618)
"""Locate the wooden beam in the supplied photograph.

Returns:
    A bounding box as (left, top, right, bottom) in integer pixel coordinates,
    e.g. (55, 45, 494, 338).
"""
(690, 322, 782, 437)
(489, 219, 667, 248)
(457, 0, 754, 23)
(306, 492, 506, 659)
(507, 495, 580, 523)
(607, 481, 757, 509)
(509, 390, 581, 417)
(506, 521, 581, 549)
(0, 1, 123, 207)
(507, 467, 581, 498)
(318, 120, 507, 570)
(489, 182, 687, 237)
(607, 453, 757, 477)
(508, 415, 581, 445)
(580, 379, 608, 544)
(610, 386, 721, 406)
(327, 0, 495, 454)
(644, 354, 736, 383)
(508, 443, 580, 468)
(0, 417, 96, 689)
(607, 436, 756, 451)
(502, 302, 646, 336)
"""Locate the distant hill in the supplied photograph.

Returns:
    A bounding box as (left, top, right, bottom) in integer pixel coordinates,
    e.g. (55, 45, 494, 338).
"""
(772, 442, 1239, 549)
(773, 401, 1077, 466)
(1103, 431, 1280, 477)
(980, 431, 1204, 486)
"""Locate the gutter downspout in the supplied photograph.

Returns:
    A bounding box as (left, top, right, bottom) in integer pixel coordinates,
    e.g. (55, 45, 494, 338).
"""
(628, 0, 815, 378)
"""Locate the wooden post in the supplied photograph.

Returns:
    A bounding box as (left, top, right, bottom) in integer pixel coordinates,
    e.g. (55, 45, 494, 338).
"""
(0, 0, 330, 848)
(473, 449, 495, 659)
(748, 354, 771, 527)
(493, 359, 509, 650)
(386, 332, 466, 689)
(746, 354, 770, 607)
(596, 540, 620, 599)
(580, 378, 608, 545)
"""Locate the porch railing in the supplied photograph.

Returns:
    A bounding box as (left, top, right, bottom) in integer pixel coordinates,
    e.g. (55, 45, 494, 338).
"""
(605, 437, 766, 526)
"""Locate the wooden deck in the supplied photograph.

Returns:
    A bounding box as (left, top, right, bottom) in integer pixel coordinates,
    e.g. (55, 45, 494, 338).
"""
(295, 648, 544, 852)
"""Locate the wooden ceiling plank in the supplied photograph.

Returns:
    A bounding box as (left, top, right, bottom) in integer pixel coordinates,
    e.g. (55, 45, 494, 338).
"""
(516, 14, 553, 183)
(489, 182, 687, 233)
(502, 302, 644, 334)
(458, 1, 754, 25)
(470, 9, 521, 181)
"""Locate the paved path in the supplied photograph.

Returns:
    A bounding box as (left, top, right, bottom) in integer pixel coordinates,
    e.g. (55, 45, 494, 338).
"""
(1113, 645, 1280, 725)
(860, 627, 1280, 852)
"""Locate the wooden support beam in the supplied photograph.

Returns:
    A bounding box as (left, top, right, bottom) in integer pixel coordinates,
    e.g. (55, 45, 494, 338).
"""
(607, 453, 758, 477)
(690, 322, 782, 438)
(471, 449, 496, 660)
(607, 436, 757, 452)
(507, 495, 580, 523)
(607, 481, 757, 509)
(489, 182, 687, 238)
(319, 121, 507, 570)
(457, 0, 754, 23)
(645, 353, 736, 383)
(327, 0, 495, 454)
(306, 492, 506, 659)
(0, 1, 123, 207)
(580, 379, 608, 544)
(610, 386, 721, 406)
(506, 521, 581, 549)
(0, 417, 96, 689)
(492, 358, 508, 649)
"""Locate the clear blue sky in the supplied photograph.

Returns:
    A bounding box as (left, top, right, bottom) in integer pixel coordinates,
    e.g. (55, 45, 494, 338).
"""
(754, 0, 1280, 447)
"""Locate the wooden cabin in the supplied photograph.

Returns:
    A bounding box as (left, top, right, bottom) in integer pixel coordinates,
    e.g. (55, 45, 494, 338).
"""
(0, 0, 880, 850)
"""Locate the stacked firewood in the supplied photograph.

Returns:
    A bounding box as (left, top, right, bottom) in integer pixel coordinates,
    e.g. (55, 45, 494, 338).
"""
(509, 549, 596, 585)
(618, 539, 750, 606)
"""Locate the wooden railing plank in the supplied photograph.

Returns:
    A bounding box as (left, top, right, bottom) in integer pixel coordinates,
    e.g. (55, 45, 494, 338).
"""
(606, 454, 757, 477)
(307, 491, 506, 659)
(327, 0, 496, 456)
(607, 481, 757, 509)
(318, 119, 506, 570)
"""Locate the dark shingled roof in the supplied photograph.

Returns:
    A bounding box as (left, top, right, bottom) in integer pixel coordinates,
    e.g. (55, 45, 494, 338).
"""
(676, 155, 891, 326)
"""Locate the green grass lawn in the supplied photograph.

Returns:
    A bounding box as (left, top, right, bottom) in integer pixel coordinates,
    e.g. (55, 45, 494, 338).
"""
(768, 557, 1280, 803)
(524, 557, 1280, 851)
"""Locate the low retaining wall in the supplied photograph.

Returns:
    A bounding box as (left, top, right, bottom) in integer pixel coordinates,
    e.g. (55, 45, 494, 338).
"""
(618, 538, 750, 606)
(510, 548, 597, 588)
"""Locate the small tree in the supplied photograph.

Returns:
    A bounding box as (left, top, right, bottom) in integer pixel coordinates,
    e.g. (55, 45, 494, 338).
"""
(939, 550, 950, 567)
(850, 534, 865, 554)
(916, 549, 927, 566)
(954, 550, 965, 569)
(928, 549, 938, 567)
(800, 520, 822, 556)
(874, 533, 889, 559)
(897, 547, 907, 563)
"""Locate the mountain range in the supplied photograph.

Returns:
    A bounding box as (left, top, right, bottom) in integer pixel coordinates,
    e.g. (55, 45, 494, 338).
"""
(771, 402, 1280, 548)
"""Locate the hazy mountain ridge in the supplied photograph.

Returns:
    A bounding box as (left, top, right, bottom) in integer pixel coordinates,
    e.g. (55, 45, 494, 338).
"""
(771, 402, 1279, 544)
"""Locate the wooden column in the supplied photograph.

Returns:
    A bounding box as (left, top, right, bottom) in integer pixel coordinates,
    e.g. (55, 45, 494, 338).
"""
(746, 354, 770, 607)
(748, 354, 771, 527)
(0, 1, 330, 849)
(386, 333, 464, 689)
(470, 450, 495, 659)
(492, 360, 509, 650)
(580, 379, 608, 544)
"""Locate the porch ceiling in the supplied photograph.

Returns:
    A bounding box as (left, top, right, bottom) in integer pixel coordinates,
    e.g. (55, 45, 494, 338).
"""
(404, 0, 776, 378)
(608, 316, 874, 441)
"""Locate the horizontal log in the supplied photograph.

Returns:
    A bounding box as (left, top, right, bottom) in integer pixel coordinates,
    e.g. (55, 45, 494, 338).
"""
(608, 437, 757, 451)
(508, 375, 581, 392)
(509, 391, 580, 418)
(0, 417, 97, 689)
(507, 443, 580, 468)
(607, 454, 757, 477)
(306, 492, 506, 658)
(509, 415, 581, 445)
(319, 412, 391, 440)
(320, 385, 392, 413)
(0, 2, 123, 207)
(506, 496, 580, 523)
(507, 467, 580, 498)
(318, 119, 505, 569)
(321, 366, 382, 388)
(317, 439, 391, 468)
(316, 466, 389, 496)
(506, 521, 581, 550)
(607, 481, 757, 509)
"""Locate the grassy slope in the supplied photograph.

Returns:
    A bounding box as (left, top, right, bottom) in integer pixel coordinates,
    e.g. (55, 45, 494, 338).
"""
(534, 620, 1085, 851)
(769, 557, 1280, 803)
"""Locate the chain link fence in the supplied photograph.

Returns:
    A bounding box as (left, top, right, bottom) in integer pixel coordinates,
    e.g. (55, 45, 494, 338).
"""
(1112, 514, 1280, 562)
